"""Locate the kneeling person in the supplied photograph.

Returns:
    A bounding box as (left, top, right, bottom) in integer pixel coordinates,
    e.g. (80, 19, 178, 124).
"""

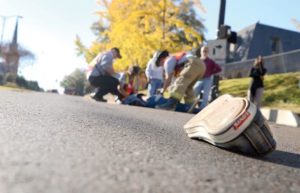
(88, 47, 124, 102)
(156, 56, 206, 110)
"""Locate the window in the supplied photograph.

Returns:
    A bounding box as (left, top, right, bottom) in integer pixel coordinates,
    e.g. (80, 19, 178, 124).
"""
(271, 37, 281, 54)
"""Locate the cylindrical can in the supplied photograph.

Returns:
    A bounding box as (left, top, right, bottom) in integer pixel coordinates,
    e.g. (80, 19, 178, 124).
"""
(184, 94, 276, 156)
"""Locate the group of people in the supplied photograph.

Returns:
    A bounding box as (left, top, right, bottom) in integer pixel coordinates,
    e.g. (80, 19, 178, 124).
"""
(87, 46, 266, 113)
(144, 46, 222, 111)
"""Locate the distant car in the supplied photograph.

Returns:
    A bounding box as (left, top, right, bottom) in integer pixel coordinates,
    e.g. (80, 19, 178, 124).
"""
(47, 89, 59, 94)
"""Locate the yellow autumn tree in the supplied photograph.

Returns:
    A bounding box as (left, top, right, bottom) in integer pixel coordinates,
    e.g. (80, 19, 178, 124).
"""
(291, 18, 300, 31)
(79, 0, 205, 71)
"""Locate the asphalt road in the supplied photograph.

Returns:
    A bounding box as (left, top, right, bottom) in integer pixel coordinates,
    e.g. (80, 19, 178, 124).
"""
(0, 90, 299, 193)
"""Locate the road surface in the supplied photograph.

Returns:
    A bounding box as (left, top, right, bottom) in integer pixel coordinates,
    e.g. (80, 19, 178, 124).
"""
(0, 90, 299, 193)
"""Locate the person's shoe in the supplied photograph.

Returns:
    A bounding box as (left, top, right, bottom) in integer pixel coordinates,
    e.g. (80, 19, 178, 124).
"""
(90, 92, 96, 98)
(91, 95, 107, 102)
(156, 97, 179, 111)
(94, 97, 107, 102)
(187, 95, 201, 113)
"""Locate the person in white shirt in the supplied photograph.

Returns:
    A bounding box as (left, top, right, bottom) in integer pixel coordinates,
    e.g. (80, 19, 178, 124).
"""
(145, 51, 164, 97)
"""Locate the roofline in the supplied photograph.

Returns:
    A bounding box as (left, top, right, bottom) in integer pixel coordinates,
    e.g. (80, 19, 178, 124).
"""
(238, 22, 300, 35)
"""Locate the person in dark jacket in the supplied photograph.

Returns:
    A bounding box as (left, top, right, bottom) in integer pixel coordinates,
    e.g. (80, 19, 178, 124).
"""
(248, 55, 267, 108)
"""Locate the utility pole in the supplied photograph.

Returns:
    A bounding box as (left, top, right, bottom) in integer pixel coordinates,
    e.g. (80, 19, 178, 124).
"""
(218, 0, 226, 29)
(210, 0, 227, 101)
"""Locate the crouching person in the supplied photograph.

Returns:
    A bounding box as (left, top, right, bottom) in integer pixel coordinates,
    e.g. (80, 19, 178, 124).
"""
(156, 56, 206, 110)
(88, 47, 124, 102)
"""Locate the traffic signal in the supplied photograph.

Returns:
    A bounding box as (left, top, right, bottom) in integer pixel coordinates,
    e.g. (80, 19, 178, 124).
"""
(217, 25, 237, 44)
(228, 31, 237, 44)
(218, 25, 231, 39)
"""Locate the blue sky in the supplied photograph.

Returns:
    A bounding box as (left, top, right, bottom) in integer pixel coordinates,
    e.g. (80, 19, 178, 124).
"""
(0, 0, 299, 92)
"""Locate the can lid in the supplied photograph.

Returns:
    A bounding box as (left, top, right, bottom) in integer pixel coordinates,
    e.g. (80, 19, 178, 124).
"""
(184, 94, 248, 135)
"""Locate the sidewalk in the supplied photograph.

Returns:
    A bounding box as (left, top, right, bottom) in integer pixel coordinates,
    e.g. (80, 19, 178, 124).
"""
(260, 108, 300, 128)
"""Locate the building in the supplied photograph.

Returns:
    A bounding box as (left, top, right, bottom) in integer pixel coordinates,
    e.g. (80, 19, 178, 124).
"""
(223, 22, 300, 78)
(232, 22, 300, 61)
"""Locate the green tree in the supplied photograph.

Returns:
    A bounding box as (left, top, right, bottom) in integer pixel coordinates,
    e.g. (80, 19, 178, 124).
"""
(15, 75, 42, 91)
(60, 69, 87, 96)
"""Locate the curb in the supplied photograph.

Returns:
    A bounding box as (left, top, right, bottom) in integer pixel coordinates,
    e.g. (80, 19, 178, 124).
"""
(260, 108, 300, 127)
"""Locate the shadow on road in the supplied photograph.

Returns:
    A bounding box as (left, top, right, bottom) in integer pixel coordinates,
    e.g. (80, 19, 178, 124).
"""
(191, 139, 300, 169)
(260, 150, 300, 169)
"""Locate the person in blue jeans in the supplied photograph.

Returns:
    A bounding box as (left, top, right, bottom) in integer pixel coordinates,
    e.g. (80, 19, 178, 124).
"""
(193, 46, 222, 110)
(145, 51, 164, 97)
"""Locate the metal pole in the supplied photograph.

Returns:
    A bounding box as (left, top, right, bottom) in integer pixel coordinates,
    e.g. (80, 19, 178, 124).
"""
(218, 0, 226, 29)
(162, 0, 166, 40)
(213, 0, 227, 101)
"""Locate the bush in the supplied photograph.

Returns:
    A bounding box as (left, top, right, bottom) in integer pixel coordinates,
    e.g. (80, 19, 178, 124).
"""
(5, 73, 17, 83)
(26, 80, 42, 91)
(0, 73, 4, 85)
(16, 76, 28, 88)
(2, 73, 42, 91)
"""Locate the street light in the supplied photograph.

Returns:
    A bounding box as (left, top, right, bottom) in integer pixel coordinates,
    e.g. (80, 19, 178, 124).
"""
(0, 15, 23, 47)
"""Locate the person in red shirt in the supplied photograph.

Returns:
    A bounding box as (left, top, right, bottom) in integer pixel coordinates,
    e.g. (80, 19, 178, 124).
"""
(193, 46, 222, 110)
(118, 65, 142, 98)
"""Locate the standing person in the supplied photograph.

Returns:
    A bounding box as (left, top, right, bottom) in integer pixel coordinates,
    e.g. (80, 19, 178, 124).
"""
(248, 55, 267, 108)
(193, 46, 222, 110)
(156, 55, 206, 110)
(88, 47, 123, 102)
(145, 51, 164, 97)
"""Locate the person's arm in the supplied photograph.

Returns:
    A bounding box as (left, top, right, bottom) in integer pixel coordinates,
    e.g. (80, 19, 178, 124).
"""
(89, 53, 101, 67)
(145, 60, 152, 82)
(161, 72, 174, 94)
(160, 57, 176, 94)
(211, 60, 222, 74)
(249, 68, 260, 78)
(260, 67, 267, 80)
(261, 67, 267, 76)
(117, 74, 128, 98)
(117, 85, 129, 98)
